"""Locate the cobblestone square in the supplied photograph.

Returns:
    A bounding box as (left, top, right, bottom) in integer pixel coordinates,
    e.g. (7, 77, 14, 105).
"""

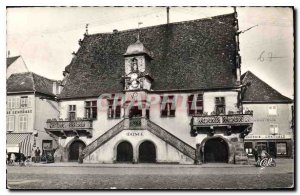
(7, 159, 294, 189)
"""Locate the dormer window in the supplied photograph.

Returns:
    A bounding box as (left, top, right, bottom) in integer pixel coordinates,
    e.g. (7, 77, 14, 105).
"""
(161, 95, 176, 117)
(215, 97, 225, 115)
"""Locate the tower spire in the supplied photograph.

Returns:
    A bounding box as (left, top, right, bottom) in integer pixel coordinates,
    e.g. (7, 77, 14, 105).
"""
(85, 24, 89, 35)
(137, 22, 143, 41)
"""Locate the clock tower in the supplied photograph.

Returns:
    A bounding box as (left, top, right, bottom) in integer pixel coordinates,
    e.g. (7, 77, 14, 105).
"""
(123, 38, 153, 91)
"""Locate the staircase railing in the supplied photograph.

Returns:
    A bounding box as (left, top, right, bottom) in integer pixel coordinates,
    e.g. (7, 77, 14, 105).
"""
(146, 119, 196, 160)
(79, 119, 125, 162)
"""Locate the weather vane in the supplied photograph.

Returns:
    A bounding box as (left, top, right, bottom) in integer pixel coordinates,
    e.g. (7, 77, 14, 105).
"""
(137, 22, 143, 41)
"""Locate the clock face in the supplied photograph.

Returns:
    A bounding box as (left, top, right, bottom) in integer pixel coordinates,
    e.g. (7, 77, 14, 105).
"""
(131, 80, 139, 88)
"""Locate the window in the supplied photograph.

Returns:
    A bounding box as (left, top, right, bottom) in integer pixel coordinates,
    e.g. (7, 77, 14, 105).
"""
(42, 140, 53, 150)
(68, 105, 76, 121)
(107, 98, 121, 119)
(257, 142, 267, 151)
(8, 97, 19, 109)
(7, 97, 12, 109)
(270, 124, 279, 135)
(20, 96, 28, 108)
(268, 105, 277, 116)
(19, 115, 28, 131)
(85, 101, 97, 119)
(215, 97, 225, 115)
(161, 95, 176, 117)
(244, 142, 253, 155)
(276, 143, 287, 155)
(187, 94, 203, 115)
(6, 116, 15, 132)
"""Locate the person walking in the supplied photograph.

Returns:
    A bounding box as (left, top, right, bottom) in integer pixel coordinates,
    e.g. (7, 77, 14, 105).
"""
(253, 146, 259, 162)
(35, 147, 41, 163)
(10, 153, 16, 165)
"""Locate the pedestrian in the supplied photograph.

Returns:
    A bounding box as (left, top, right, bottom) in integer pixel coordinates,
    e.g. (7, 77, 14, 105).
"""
(6, 150, 8, 164)
(253, 146, 258, 162)
(31, 148, 36, 163)
(35, 147, 41, 163)
(10, 153, 16, 165)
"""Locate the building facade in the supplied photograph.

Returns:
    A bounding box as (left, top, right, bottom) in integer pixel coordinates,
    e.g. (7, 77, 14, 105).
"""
(242, 71, 293, 158)
(6, 72, 59, 158)
(45, 12, 253, 164)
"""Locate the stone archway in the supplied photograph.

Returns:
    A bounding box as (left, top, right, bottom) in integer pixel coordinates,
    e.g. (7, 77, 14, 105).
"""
(203, 137, 229, 163)
(116, 141, 133, 163)
(69, 140, 86, 161)
(138, 141, 156, 163)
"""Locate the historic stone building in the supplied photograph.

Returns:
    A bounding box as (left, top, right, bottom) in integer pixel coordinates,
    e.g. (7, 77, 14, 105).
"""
(45, 12, 254, 164)
(6, 72, 59, 158)
(242, 71, 293, 158)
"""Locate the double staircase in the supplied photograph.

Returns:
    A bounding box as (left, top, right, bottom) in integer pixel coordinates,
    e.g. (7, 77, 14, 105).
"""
(79, 118, 196, 162)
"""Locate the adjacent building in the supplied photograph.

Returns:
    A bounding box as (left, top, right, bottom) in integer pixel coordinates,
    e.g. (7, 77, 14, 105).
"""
(6, 55, 29, 79)
(6, 72, 59, 158)
(45, 12, 254, 164)
(242, 71, 293, 158)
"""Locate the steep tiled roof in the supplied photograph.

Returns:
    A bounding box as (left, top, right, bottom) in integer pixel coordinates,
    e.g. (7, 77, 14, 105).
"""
(241, 71, 292, 103)
(59, 13, 238, 99)
(7, 72, 56, 96)
(7, 56, 20, 68)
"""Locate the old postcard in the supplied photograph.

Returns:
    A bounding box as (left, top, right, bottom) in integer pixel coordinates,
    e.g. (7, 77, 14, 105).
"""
(6, 6, 294, 189)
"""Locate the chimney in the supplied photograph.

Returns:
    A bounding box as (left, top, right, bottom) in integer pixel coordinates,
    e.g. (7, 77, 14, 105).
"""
(52, 81, 58, 95)
(113, 29, 118, 33)
(7, 50, 10, 58)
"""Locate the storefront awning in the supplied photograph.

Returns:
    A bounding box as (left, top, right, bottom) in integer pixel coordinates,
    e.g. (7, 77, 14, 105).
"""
(6, 133, 32, 156)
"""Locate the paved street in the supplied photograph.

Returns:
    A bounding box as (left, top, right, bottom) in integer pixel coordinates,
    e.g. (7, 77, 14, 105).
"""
(7, 159, 294, 189)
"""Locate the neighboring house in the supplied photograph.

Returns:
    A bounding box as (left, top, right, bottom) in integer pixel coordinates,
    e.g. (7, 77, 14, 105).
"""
(242, 71, 293, 158)
(6, 55, 29, 79)
(45, 12, 254, 164)
(6, 72, 60, 159)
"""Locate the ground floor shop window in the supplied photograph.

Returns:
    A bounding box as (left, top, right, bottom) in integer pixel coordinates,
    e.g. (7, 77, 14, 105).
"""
(244, 142, 253, 155)
(257, 142, 267, 151)
(276, 143, 287, 155)
(42, 140, 53, 150)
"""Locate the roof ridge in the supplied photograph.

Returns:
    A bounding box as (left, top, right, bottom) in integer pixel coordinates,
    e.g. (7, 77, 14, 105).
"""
(31, 72, 57, 82)
(87, 12, 235, 36)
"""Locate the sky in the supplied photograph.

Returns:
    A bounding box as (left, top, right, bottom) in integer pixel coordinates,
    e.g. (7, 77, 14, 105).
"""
(6, 7, 294, 98)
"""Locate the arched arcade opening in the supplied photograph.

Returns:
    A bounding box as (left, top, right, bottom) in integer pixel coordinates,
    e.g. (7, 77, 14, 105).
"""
(203, 137, 229, 163)
(69, 140, 86, 161)
(138, 141, 156, 163)
(116, 141, 133, 163)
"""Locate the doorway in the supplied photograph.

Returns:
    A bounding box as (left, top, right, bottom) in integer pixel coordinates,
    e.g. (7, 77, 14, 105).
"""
(129, 106, 142, 118)
(69, 140, 86, 161)
(116, 141, 133, 163)
(204, 137, 228, 163)
(139, 141, 156, 163)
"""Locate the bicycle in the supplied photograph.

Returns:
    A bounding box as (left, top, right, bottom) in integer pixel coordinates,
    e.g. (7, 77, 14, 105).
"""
(256, 152, 276, 167)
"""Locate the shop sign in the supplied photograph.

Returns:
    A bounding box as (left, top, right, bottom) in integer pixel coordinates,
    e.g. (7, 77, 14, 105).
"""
(245, 134, 292, 140)
(6, 109, 32, 114)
